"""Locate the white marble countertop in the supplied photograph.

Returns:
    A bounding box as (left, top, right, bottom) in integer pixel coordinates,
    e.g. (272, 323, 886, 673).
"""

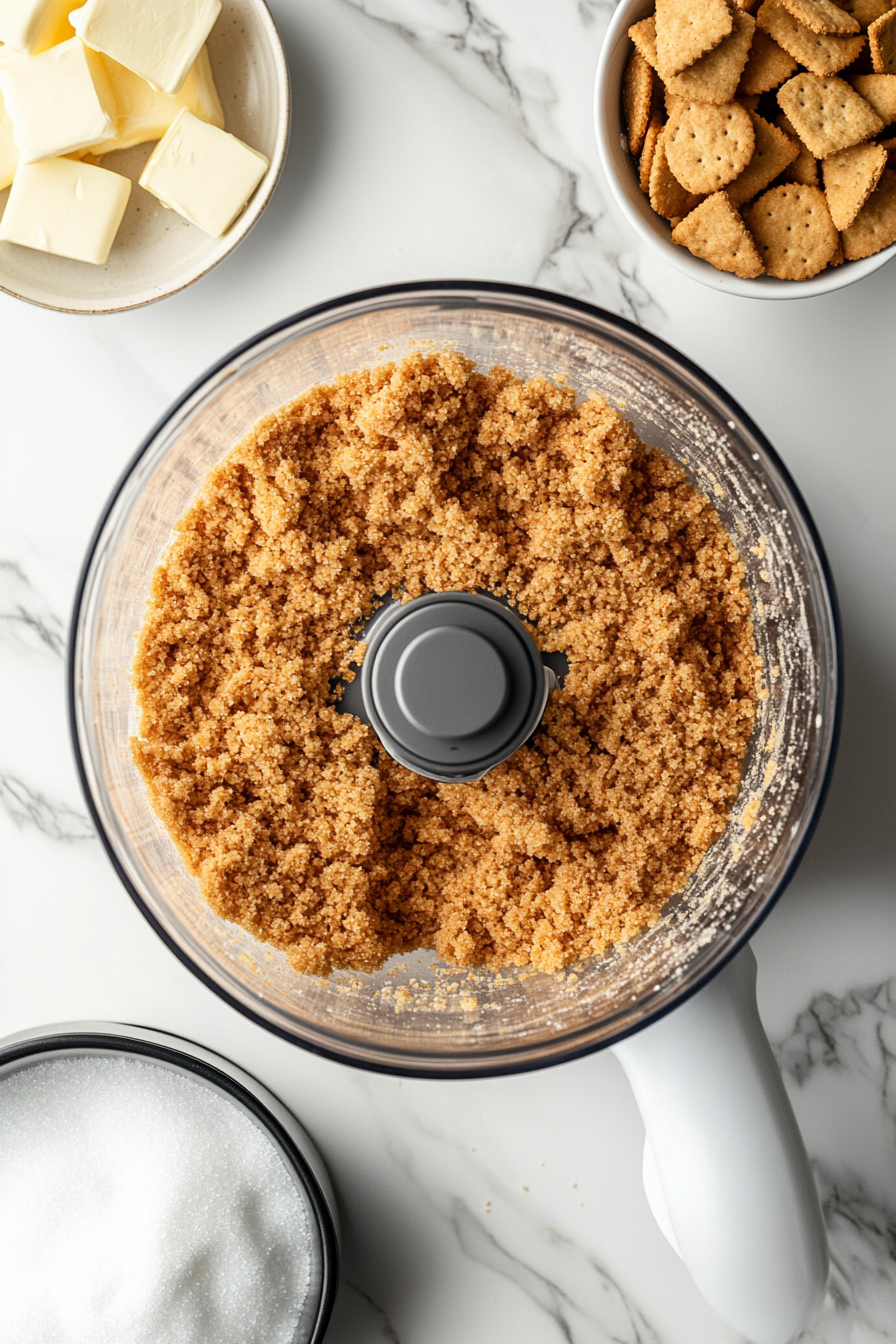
(2, 1, 895, 1340)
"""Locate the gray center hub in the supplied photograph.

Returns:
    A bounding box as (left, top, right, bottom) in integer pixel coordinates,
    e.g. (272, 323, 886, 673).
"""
(360, 592, 553, 783)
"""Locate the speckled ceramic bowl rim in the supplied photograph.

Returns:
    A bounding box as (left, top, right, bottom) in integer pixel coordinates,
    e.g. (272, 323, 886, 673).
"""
(0, 0, 290, 315)
(594, 0, 896, 299)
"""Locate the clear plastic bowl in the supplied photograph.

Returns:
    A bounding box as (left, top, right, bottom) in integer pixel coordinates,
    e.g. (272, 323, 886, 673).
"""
(69, 282, 840, 1076)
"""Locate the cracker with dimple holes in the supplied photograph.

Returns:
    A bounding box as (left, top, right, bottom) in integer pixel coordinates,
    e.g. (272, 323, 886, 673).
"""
(822, 140, 887, 226)
(841, 165, 896, 253)
(624, 48, 655, 155)
(650, 126, 704, 218)
(639, 112, 665, 193)
(777, 72, 884, 154)
(839, 0, 894, 32)
(743, 182, 839, 276)
(851, 73, 896, 122)
(665, 12, 756, 105)
(727, 111, 800, 204)
(629, 16, 660, 70)
(738, 28, 799, 93)
(757, 0, 866, 74)
(780, 0, 861, 35)
(869, 8, 896, 72)
(655, 0, 733, 78)
(775, 111, 820, 182)
(665, 100, 755, 193)
(672, 191, 766, 274)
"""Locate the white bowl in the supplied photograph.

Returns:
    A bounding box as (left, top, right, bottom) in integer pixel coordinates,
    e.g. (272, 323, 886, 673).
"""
(0, 0, 290, 314)
(594, 0, 896, 299)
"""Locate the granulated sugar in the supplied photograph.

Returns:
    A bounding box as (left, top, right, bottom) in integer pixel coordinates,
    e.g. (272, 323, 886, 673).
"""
(0, 1054, 313, 1344)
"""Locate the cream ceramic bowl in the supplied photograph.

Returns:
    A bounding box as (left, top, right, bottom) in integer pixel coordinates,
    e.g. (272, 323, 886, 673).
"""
(594, 0, 896, 298)
(0, 0, 290, 314)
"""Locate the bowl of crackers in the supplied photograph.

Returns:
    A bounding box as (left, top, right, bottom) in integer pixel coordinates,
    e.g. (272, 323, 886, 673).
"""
(595, 0, 896, 295)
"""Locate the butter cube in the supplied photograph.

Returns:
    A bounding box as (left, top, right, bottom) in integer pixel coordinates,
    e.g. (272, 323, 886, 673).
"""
(0, 37, 116, 163)
(87, 45, 224, 156)
(0, 91, 18, 190)
(0, 0, 75, 54)
(70, 0, 221, 95)
(0, 156, 131, 262)
(139, 109, 268, 237)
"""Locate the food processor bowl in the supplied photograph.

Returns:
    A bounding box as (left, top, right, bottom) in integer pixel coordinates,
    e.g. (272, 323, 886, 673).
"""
(70, 282, 839, 1344)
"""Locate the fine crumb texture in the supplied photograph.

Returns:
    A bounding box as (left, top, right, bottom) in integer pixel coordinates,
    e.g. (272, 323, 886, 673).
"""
(839, 0, 894, 30)
(869, 7, 896, 71)
(132, 352, 757, 977)
(780, 0, 861, 35)
(757, 0, 866, 75)
(738, 27, 799, 93)
(743, 181, 839, 275)
(640, 111, 665, 192)
(850, 72, 896, 121)
(624, 47, 655, 155)
(650, 125, 704, 218)
(776, 110, 821, 183)
(841, 163, 896, 252)
(777, 71, 884, 155)
(822, 139, 887, 226)
(665, 99, 755, 192)
(665, 10, 756, 104)
(655, 0, 734, 77)
(672, 190, 766, 274)
(727, 110, 800, 204)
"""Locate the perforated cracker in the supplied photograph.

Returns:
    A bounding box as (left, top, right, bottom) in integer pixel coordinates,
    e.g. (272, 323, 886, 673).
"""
(869, 8, 896, 72)
(841, 163, 896, 251)
(650, 126, 705, 218)
(777, 72, 884, 155)
(757, 0, 866, 74)
(639, 112, 665, 193)
(727, 111, 800, 204)
(839, 0, 894, 31)
(780, 0, 860, 35)
(671, 191, 766, 274)
(738, 28, 799, 93)
(822, 140, 887, 225)
(666, 11, 756, 104)
(665, 100, 755, 193)
(629, 16, 660, 71)
(624, 48, 655, 155)
(743, 182, 839, 276)
(655, 0, 734, 78)
(851, 72, 896, 122)
(775, 111, 820, 182)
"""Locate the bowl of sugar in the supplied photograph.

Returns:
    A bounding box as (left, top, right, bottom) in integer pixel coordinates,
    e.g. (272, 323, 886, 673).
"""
(0, 1021, 338, 1344)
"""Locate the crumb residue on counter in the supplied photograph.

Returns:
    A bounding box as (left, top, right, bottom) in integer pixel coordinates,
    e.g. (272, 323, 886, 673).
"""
(132, 350, 757, 976)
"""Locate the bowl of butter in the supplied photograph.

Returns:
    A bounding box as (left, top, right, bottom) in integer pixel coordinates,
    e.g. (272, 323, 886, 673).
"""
(0, 0, 289, 313)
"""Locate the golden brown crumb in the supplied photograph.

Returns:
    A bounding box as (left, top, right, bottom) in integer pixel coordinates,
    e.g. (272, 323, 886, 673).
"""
(132, 351, 757, 977)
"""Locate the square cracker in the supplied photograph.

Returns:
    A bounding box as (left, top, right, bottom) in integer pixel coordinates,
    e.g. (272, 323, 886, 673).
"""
(671, 191, 766, 275)
(850, 72, 896, 122)
(839, 0, 895, 31)
(649, 126, 704, 218)
(742, 182, 839, 276)
(738, 28, 799, 93)
(841, 164, 896, 253)
(665, 100, 755, 192)
(655, 0, 733, 78)
(666, 11, 756, 105)
(777, 72, 884, 155)
(639, 112, 665, 193)
(822, 140, 887, 224)
(624, 48, 655, 155)
(776, 111, 820, 182)
(757, 0, 866, 75)
(727, 111, 800, 204)
(780, 0, 860, 35)
(629, 16, 660, 71)
(869, 8, 896, 72)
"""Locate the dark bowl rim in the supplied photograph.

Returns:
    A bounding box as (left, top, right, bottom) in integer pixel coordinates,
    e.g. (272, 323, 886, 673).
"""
(0, 1023, 339, 1344)
(67, 278, 844, 1079)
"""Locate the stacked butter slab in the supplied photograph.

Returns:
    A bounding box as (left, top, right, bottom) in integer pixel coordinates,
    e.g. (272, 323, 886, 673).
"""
(624, 0, 896, 278)
(0, 0, 269, 265)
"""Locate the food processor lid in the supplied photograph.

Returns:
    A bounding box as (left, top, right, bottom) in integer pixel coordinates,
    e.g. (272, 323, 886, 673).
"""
(359, 592, 553, 782)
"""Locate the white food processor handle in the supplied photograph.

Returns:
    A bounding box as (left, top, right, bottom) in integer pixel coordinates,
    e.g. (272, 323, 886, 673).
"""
(611, 946, 828, 1344)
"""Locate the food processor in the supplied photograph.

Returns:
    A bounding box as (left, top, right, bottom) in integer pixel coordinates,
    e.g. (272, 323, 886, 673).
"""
(70, 282, 840, 1344)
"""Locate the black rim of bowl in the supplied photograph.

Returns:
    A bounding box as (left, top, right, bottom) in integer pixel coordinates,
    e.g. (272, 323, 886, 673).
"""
(67, 279, 844, 1079)
(0, 1026, 339, 1344)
